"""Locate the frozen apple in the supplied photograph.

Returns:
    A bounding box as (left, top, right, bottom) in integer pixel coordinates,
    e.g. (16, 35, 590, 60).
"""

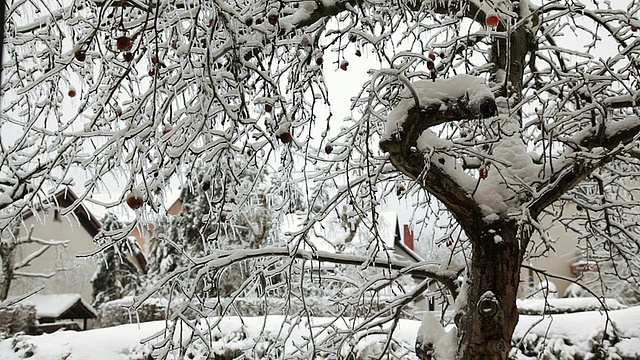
(74, 50, 86, 62)
(268, 11, 279, 26)
(279, 132, 292, 144)
(485, 12, 499, 27)
(116, 36, 133, 51)
(126, 193, 145, 210)
(325, 143, 334, 154)
(300, 35, 311, 47)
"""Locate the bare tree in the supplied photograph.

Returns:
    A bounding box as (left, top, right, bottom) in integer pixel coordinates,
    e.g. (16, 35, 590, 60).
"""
(0, 226, 70, 301)
(2, 0, 640, 359)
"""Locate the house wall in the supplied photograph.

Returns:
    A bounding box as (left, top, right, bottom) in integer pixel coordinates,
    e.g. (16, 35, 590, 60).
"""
(520, 202, 581, 298)
(9, 208, 98, 302)
(129, 224, 154, 254)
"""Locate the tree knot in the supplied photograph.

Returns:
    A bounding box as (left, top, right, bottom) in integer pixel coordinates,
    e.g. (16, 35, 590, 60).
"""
(477, 290, 500, 318)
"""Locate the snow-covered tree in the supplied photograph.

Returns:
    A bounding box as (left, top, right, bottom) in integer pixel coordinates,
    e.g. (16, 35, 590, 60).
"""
(0, 220, 70, 302)
(91, 213, 141, 306)
(146, 161, 276, 298)
(3, 0, 640, 359)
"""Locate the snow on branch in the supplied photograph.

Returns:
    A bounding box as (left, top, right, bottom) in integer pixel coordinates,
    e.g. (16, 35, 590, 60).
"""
(381, 75, 496, 140)
(282, 0, 358, 30)
(577, 117, 640, 152)
(531, 117, 640, 216)
(17, 236, 70, 247)
(13, 245, 52, 270)
(380, 75, 496, 228)
(0, 285, 44, 309)
(204, 247, 460, 287)
(132, 246, 461, 309)
(603, 94, 640, 109)
(13, 270, 56, 278)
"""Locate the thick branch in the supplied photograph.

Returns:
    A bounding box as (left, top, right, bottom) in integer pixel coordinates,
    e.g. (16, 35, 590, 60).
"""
(13, 245, 51, 270)
(380, 100, 496, 232)
(13, 270, 56, 278)
(133, 246, 460, 308)
(579, 118, 640, 151)
(204, 247, 461, 295)
(530, 117, 640, 216)
(17, 236, 70, 246)
(0, 285, 44, 309)
(288, 0, 357, 29)
(603, 94, 640, 109)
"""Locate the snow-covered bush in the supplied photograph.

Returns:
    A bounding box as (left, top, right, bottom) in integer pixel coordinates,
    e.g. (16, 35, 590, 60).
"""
(0, 303, 37, 337)
(99, 295, 418, 328)
(8, 336, 37, 359)
(565, 274, 640, 306)
(517, 298, 626, 315)
(512, 306, 640, 360)
(98, 297, 168, 328)
(513, 329, 626, 360)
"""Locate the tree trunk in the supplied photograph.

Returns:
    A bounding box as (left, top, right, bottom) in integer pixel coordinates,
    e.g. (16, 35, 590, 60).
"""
(0, 240, 16, 301)
(456, 221, 523, 360)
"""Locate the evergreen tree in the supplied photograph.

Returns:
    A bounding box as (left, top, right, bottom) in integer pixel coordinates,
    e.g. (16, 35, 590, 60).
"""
(146, 159, 276, 298)
(91, 213, 141, 306)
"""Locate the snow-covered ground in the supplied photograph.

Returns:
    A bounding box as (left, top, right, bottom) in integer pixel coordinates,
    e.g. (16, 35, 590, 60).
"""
(514, 306, 640, 359)
(1, 305, 639, 359)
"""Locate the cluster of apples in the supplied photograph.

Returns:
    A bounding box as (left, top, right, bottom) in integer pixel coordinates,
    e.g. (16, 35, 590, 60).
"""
(262, 103, 293, 144)
(243, 9, 279, 27)
(70, 50, 87, 97)
(426, 51, 446, 80)
(116, 36, 135, 62)
(339, 33, 362, 71)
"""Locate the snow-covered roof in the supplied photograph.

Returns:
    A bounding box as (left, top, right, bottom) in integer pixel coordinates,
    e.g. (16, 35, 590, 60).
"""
(164, 189, 182, 214)
(23, 187, 102, 237)
(394, 238, 424, 263)
(27, 294, 98, 320)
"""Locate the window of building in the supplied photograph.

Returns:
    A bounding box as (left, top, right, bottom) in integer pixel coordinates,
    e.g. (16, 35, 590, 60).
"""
(53, 209, 62, 222)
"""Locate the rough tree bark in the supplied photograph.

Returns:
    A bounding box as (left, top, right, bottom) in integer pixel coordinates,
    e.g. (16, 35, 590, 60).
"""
(458, 221, 523, 359)
(0, 237, 17, 301)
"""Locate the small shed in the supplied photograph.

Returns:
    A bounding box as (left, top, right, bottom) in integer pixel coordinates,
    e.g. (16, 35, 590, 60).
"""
(27, 294, 98, 333)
